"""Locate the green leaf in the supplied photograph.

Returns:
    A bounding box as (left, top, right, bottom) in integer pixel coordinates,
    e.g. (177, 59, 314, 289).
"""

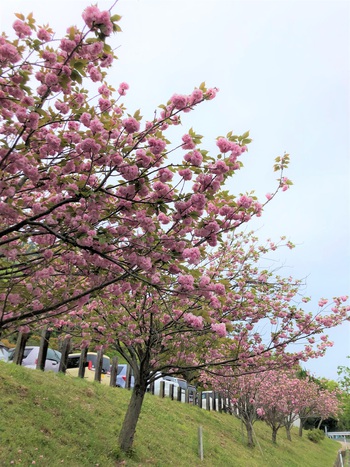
(68, 26, 76, 40)
(33, 108, 47, 117)
(20, 85, 32, 95)
(59, 74, 70, 90)
(74, 61, 87, 75)
(70, 70, 82, 84)
(133, 109, 142, 120)
(103, 43, 112, 53)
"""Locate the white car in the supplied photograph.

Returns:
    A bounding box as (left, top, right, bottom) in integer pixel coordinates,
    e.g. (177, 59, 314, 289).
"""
(0, 344, 9, 362)
(149, 373, 180, 398)
(7, 346, 61, 372)
(200, 390, 230, 411)
(164, 376, 196, 403)
(200, 391, 218, 410)
(116, 364, 135, 389)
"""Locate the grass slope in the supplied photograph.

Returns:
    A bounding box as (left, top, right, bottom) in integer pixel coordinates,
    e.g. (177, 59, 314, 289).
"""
(0, 362, 342, 466)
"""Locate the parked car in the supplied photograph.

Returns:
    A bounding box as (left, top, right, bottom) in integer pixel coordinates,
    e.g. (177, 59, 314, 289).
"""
(168, 377, 196, 403)
(149, 372, 180, 397)
(174, 377, 188, 391)
(200, 390, 216, 410)
(199, 390, 230, 411)
(7, 346, 61, 372)
(66, 352, 111, 385)
(178, 379, 196, 403)
(116, 364, 135, 389)
(0, 343, 9, 362)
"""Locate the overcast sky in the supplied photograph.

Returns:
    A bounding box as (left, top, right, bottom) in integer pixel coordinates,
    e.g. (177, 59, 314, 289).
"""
(1, 0, 349, 381)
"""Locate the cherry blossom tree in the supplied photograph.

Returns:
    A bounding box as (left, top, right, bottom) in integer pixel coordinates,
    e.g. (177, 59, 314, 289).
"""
(209, 371, 266, 447)
(255, 370, 317, 443)
(207, 370, 298, 445)
(314, 387, 340, 430)
(209, 369, 341, 445)
(64, 230, 348, 451)
(1, 5, 349, 453)
(296, 374, 341, 437)
(0, 5, 261, 336)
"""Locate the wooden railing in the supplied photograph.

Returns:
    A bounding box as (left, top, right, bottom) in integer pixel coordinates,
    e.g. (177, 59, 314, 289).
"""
(10, 332, 233, 414)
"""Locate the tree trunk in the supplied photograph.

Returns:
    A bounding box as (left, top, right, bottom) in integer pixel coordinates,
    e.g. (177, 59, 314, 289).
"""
(118, 381, 147, 452)
(78, 347, 88, 379)
(285, 425, 292, 441)
(13, 332, 30, 365)
(298, 421, 303, 437)
(272, 427, 278, 444)
(58, 336, 71, 373)
(109, 356, 118, 387)
(246, 421, 255, 448)
(317, 418, 323, 430)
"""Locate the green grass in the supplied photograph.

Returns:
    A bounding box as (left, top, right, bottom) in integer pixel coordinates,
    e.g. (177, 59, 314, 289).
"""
(0, 362, 343, 466)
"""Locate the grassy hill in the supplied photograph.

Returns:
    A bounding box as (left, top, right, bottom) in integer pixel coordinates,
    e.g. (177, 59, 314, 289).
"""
(0, 362, 342, 466)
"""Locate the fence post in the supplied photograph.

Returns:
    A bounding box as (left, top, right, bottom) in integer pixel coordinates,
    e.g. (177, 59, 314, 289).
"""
(205, 393, 210, 411)
(110, 356, 118, 387)
(160, 380, 165, 398)
(125, 364, 131, 389)
(192, 390, 197, 406)
(58, 336, 71, 373)
(212, 391, 217, 412)
(94, 349, 103, 383)
(78, 347, 88, 378)
(13, 332, 30, 365)
(184, 388, 189, 404)
(198, 391, 203, 409)
(218, 393, 222, 413)
(177, 386, 182, 402)
(36, 327, 51, 371)
(198, 426, 204, 461)
(228, 398, 232, 415)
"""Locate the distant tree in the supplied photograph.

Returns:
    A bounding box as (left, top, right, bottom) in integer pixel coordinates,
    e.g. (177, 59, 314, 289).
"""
(296, 371, 342, 434)
(210, 369, 341, 445)
(338, 359, 350, 394)
(207, 371, 267, 447)
(337, 359, 350, 430)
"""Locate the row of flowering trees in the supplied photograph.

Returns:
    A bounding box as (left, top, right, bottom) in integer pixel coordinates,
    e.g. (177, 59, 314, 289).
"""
(206, 369, 341, 446)
(1, 4, 349, 452)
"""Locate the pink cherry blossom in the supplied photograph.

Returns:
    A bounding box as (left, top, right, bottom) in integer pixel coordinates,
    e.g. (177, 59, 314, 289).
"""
(122, 117, 140, 134)
(12, 20, 32, 38)
(211, 323, 227, 337)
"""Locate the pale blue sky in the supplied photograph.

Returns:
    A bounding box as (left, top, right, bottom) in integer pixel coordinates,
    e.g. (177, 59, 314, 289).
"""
(1, 0, 349, 381)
